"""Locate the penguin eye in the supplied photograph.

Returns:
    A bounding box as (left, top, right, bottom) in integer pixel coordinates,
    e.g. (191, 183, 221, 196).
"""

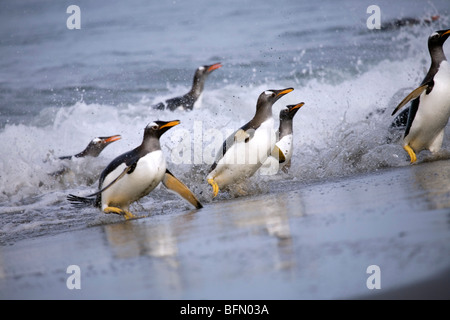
(151, 125, 159, 130)
(271, 92, 276, 98)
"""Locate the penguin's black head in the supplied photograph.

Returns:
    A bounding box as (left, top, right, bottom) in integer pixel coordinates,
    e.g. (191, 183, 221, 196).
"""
(428, 28, 450, 47)
(145, 120, 180, 138)
(257, 88, 294, 109)
(280, 102, 304, 121)
(83, 135, 121, 157)
(194, 62, 222, 79)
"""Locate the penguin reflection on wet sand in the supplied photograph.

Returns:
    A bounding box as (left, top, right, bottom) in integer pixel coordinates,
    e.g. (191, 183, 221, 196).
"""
(261, 102, 304, 175)
(207, 88, 294, 197)
(391, 28, 450, 163)
(153, 63, 222, 111)
(68, 120, 202, 219)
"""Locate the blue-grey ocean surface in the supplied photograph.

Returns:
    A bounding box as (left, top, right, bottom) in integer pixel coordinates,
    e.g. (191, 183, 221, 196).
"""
(0, 0, 449, 245)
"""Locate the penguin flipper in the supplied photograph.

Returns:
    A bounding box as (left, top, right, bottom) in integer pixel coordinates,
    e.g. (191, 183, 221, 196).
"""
(391, 84, 429, 116)
(163, 169, 203, 209)
(81, 164, 134, 199)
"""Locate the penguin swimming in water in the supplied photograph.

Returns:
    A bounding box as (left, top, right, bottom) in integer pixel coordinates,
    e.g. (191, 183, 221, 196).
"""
(153, 63, 222, 111)
(50, 135, 122, 179)
(391, 28, 450, 163)
(381, 15, 439, 31)
(206, 88, 294, 197)
(260, 102, 304, 175)
(67, 120, 202, 219)
(59, 135, 121, 160)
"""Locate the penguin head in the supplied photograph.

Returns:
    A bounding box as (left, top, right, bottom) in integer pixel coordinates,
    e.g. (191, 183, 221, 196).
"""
(83, 135, 121, 157)
(145, 120, 180, 139)
(256, 88, 294, 110)
(194, 62, 222, 80)
(428, 29, 450, 48)
(191, 63, 222, 95)
(280, 102, 304, 121)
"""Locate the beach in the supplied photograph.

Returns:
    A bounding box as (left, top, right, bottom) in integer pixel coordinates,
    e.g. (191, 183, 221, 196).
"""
(1, 0, 450, 302)
(1, 159, 449, 300)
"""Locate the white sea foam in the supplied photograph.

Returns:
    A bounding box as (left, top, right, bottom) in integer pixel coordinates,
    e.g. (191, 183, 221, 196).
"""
(2, 54, 449, 212)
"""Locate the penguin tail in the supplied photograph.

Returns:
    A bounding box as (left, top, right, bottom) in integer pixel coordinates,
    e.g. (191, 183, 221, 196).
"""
(67, 194, 97, 208)
(153, 102, 166, 110)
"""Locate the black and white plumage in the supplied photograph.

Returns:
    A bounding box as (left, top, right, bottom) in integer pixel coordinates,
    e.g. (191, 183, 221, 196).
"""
(153, 63, 222, 111)
(59, 135, 121, 160)
(261, 102, 304, 174)
(68, 120, 202, 219)
(206, 88, 294, 197)
(391, 28, 450, 163)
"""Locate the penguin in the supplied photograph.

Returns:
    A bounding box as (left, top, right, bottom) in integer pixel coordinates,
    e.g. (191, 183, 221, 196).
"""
(59, 135, 121, 160)
(382, 15, 439, 31)
(391, 28, 450, 163)
(67, 120, 202, 219)
(50, 135, 122, 179)
(261, 102, 304, 175)
(206, 88, 294, 197)
(153, 63, 222, 111)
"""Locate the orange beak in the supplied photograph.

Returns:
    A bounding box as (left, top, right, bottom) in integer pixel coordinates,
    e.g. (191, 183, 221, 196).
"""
(159, 120, 181, 129)
(207, 63, 222, 72)
(103, 135, 121, 143)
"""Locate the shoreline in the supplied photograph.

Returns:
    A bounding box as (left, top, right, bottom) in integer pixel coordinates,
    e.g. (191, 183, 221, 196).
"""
(1, 159, 450, 299)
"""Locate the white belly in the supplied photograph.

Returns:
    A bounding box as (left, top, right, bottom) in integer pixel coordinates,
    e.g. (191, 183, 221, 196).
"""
(276, 134, 293, 165)
(101, 150, 166, 210)
(208, 119, 276, 188)
(193, 93, 203, 109)
(260, 134, 293, 175)
(406, 62, 450, 153)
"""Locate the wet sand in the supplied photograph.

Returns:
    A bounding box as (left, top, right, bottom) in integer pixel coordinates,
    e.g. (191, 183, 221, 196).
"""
(1, 159, 450, 300)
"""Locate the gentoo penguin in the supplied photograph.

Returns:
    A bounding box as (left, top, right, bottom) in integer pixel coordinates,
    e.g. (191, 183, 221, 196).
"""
(153, 62, 222, 111)
(50, 135, 121, 179)
(261, 102, 304, 175)
(67, 120, 202, 219)
(391, 28, 450, 163)
(59, 135, 121, 160)
(382, 15, 439, 31)
(207, 88, 294, 197)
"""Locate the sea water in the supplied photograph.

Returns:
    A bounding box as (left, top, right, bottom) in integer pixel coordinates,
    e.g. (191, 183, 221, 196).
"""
(0, 0, 449, 244)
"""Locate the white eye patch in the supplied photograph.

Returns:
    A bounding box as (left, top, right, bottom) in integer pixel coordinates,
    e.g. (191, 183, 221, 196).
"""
(198, 66, 205, 71)
(264, 90, 273, 95)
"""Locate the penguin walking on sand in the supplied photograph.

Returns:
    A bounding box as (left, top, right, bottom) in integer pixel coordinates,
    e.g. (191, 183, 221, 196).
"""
(68, 120, 202, 219)
(207, 88, 294, 197)
(58, 135, 122, 160)
(391, 28, 450, 163)
(260, 102, 304, 175)
(153, 63, 222, 111)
